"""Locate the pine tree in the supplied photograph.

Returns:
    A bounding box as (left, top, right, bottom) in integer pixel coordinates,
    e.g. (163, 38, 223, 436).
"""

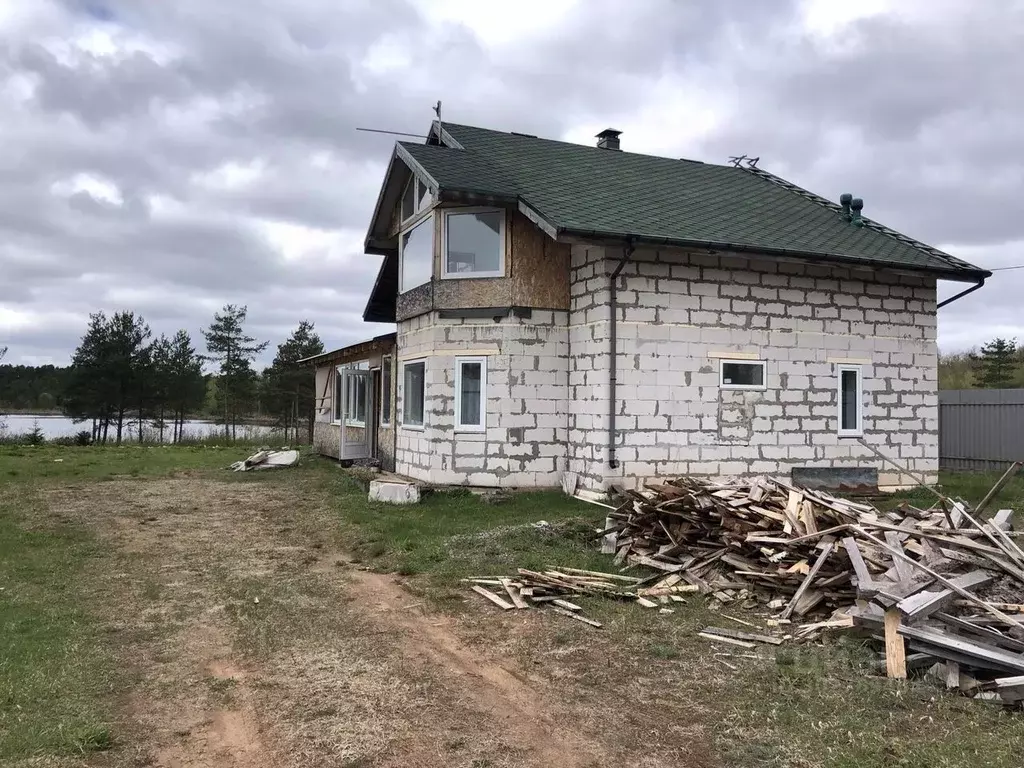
(202, 305, 268, 440)
(167, 330, 206, 442)
(970, 338, 1018, 389)
(149, 335, 174, 443)
(64, 312, 151, 444)
(263, 321, 324, 443)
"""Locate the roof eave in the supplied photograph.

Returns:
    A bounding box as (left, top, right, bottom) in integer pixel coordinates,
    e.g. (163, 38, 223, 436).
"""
(556, 228, 991, 283)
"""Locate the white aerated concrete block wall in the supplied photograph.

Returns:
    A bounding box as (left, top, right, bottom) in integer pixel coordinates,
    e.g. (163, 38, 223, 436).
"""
(395, 311, 569, 487)
(568, 245, 939, 492)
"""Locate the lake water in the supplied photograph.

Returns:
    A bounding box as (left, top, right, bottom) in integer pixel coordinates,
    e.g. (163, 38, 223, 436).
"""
(0, 414, 275, 442)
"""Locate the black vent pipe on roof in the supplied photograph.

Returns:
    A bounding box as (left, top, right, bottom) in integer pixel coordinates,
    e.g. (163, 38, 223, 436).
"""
(850, 197, 865, 227)
(839, 193, 853, 220)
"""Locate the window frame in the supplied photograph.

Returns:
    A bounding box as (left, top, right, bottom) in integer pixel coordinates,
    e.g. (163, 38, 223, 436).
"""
(398, 214, 434, 293)
(380, 355, 392, 427)
(400, 175, 433, 226)
(837, 364, 864, 437)
(719, 359, 767, 391)
(454, 356, 488, 433)
(440, 207, 506, 280)
(401, 359, 427, 431)
(334, 362, 370, 429)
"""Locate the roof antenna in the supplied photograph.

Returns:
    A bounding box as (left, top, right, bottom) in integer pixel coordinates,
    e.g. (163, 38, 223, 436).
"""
(745, 157, 760, 169)
(433, 100, 442, 144)
(728, 154, 747, 168)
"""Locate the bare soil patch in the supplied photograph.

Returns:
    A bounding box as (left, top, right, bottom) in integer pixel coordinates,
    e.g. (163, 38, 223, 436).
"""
(44, 477, 691, 767)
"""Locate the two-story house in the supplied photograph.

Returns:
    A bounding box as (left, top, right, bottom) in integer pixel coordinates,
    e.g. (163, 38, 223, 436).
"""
(303, 121, 988, 493)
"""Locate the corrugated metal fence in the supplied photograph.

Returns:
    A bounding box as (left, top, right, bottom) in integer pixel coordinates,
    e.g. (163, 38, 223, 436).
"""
(940, 389, 1024, 471)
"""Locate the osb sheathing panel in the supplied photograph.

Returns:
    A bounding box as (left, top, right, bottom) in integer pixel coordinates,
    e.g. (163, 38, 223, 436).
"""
(509, 210, 570, 310)
(396, 206, 570, 318)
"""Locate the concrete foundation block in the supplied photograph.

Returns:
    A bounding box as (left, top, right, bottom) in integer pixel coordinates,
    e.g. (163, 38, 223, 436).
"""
(369, 480, 421, 505)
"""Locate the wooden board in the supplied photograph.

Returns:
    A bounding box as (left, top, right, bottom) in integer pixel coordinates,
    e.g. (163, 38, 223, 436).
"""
(884, 608, 907, 679)
(898, 624, 1024, 674)
(701, 625, 783, 646)
(896, 570, 994, 622)
(500, 578, 531, 610)
(698, 632, 755, 649)
(471, 585, 516, 610)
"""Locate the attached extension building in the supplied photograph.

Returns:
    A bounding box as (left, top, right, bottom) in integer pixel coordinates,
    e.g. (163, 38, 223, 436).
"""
(305, 122, 988, 492)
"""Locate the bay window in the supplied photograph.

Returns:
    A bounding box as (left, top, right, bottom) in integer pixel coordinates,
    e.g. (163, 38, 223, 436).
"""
(442, 209, 505, 278)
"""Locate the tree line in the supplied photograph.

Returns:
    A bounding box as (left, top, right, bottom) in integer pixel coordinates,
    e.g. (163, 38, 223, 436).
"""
(1, 307, 324, 444)
(939, 338, 1024, 389)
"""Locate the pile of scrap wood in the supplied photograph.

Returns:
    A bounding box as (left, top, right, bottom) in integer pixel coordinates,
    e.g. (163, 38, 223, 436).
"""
(470, 458, 1024, 705)
(602, 460, 1024, 703)
(464, 567, 700, 627)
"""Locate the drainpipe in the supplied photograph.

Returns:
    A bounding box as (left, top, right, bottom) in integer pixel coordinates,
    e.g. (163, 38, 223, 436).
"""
(937, 277, 986, 309)
(608, 241, 635, 469)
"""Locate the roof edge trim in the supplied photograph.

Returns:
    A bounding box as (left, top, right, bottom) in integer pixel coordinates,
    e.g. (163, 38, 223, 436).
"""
(558, 228, 992, 283)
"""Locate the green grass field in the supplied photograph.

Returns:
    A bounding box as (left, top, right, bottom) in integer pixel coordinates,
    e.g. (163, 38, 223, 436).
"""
(3, 445, 1024, 766)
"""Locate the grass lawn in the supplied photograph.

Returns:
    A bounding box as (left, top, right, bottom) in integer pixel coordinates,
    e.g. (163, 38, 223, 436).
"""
(3, 445, 1024, 767)
(322, 464, 1024, 767)
(0, 445, 245, 762)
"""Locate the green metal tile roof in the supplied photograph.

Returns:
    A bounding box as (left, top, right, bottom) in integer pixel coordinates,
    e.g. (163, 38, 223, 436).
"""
(398, 123, 986, 279)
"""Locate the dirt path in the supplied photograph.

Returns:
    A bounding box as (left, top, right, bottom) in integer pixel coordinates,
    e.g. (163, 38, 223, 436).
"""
(49, 478, 614, 768)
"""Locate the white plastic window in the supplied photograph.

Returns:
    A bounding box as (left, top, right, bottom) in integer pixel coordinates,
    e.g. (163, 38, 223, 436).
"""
(455, 357, 487, 432)
(837, 365, 863, 437)
(442, 209, 505, 279)
(719, 360, 766, 390)
(403, 360, 426, 428)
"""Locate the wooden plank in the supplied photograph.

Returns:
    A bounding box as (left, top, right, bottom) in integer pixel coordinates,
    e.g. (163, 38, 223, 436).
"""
(471, 585, 516, 610)
(800, 499, 818, 535)
(780, 541, 835, 620)
(843, 536, 873, 590)
(701, 625, 783, 646)
(896, 570, 995, 622)
(550, 606, 602, 628)
(884, 608, 907, 679)
(885, 531, 914, 584)
(500, 578, 530, 609)
(853, 527, 1024, 631)
(635, 596, 659, 608)
(975, 462, 1022, 516)
(697, 632, 755, 649)
(935, 612, 1024, 653)
(551, 598, 582, 612)
(898, 625, 1024, 674)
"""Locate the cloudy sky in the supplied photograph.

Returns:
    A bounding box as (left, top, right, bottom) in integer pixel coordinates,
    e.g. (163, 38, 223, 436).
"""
(1, 0, 1021, 367)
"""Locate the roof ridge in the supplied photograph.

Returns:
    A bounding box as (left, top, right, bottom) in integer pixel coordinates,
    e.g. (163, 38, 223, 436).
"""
(738, 165, 978, 273)
(441, 122, 729, 168)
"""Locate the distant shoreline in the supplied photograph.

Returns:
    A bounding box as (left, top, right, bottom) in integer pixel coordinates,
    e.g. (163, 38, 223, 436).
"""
(1, 412, 281, 426)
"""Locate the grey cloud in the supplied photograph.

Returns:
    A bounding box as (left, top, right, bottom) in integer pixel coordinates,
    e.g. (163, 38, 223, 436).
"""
(1, 0, 1020, 366)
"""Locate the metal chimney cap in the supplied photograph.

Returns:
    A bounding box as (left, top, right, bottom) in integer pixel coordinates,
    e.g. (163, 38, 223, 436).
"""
(595, 128, 622, 139)
(839, 193, 853, 205)
(850, 197, 864, 211)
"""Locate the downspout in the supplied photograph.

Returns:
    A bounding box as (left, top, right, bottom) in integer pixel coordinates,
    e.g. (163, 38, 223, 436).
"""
(937, 277, 986, 309)
(608, 241, 635, 469)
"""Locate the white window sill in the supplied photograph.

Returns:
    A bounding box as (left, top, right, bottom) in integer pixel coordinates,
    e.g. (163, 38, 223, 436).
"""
(455, 426, 486, 434)
(380, 420, 392, 428)
(402, 423, 425, 432)
(837, 431, 864, 438)
(441, 271, 504, 281)
(720, 385, 767, 391)
(344, 421, 367, 429)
